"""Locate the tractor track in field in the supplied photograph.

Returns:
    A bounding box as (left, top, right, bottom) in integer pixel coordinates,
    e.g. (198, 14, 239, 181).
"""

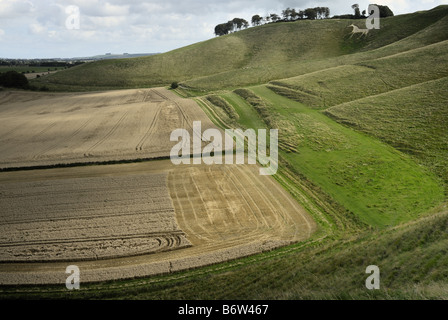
(0, 88, 316, 285)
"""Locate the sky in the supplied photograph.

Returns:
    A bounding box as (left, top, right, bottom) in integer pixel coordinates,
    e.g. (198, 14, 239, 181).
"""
(0, 0, 446, 59)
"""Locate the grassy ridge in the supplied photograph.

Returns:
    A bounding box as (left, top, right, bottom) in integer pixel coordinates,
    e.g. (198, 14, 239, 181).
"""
(221, 92, 267, 130)
(32, 6, 448, 91)
(205, 95, 239, 121)
(248, 86, 444, 228)
(33, 35, 249, 90)
(325, 76, 448, 189)
(184, 6, 448, 90)
(198, 84, 445, 228)
(269, 39, 448, 109)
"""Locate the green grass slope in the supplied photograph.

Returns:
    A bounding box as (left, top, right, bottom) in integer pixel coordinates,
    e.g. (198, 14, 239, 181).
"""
(33, 35, 249, 90)
(195, 82, 444, 229)
(261, 8, 448, 199)
(186, 5, 448, 90)
(238, 86, 444, 228)
(325, 76, 448, 189)
(269, 39, 448, 109)
(33, 6, 448, 91)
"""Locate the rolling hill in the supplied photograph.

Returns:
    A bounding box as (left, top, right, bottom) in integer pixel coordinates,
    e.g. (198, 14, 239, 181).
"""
(34, 5, 448, 91)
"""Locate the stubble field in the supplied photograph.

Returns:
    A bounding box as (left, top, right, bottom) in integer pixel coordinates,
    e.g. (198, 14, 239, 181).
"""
(0, 88, 315, 285)
(0, 88, 212, 168)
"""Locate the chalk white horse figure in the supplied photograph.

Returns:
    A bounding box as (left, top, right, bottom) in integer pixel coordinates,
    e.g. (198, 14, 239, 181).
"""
(348, 24, 369, 38)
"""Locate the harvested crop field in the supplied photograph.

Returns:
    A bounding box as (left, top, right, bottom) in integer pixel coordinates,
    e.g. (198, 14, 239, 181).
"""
(0, 172, 191, 262)
(0, 87, 316, 285)
(0, 161, 315, 285)
(0, 88, 213, 168)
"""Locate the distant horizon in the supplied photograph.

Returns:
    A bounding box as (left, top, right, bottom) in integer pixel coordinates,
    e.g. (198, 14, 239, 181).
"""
(0, 1, 446, 59)
(1, 52, 160, 60)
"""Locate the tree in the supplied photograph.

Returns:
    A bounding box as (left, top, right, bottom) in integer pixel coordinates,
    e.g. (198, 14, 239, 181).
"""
(270, 13, 280, 22)
(214, 24, 223, 36)
(251, 15, 261, 26)
(316, 7, 324, 19)
(374, 4, 394, 17)
(0, 71, 29, 89)
(226, 20, 235, 33)
(215, 18, 249, 36)
(352, 4, 362, 19)
(304, 8, 317, 20)
(232, 18, 249, 31)
(171, 82, 179, 90)
(214, 23, 229, 36)
(332, 14, 354, 19)
(282, 7, 292, 20)
(289, 8, 298, 20)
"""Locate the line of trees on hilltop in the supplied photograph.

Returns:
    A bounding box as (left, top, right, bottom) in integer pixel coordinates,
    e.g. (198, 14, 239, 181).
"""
(214, 18, 250, 36)
(214, 4, 394, 36)
(333, 3, 394, 19)
(214, 6, 330, 36)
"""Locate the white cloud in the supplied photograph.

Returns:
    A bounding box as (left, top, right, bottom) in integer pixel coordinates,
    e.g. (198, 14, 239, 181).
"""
(87, 15, 127, 28)
(71, 0, 129, 17)
(0, 0, 34, 19)
(29, 22, 46, 34)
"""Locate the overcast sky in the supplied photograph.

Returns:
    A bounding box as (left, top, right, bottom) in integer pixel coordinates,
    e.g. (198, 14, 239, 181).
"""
(0, 0, 446, 59)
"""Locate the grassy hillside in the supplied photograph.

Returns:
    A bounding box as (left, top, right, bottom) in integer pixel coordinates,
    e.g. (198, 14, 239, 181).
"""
(32, 35, 249, 91)
(265, 14, 448, 195)
(248, 86, 444, 228)
(325, 76, 448, 189)
(33, 6, 448, 91)
(186, 6, 448, 90)
(270, 39, 448, 109)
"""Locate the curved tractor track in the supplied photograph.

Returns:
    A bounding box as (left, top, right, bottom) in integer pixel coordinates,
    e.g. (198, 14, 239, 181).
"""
(0, 88, 316, 285)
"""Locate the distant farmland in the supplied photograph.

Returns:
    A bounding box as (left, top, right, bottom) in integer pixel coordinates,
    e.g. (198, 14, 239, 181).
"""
(0, 66, 65, 74)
